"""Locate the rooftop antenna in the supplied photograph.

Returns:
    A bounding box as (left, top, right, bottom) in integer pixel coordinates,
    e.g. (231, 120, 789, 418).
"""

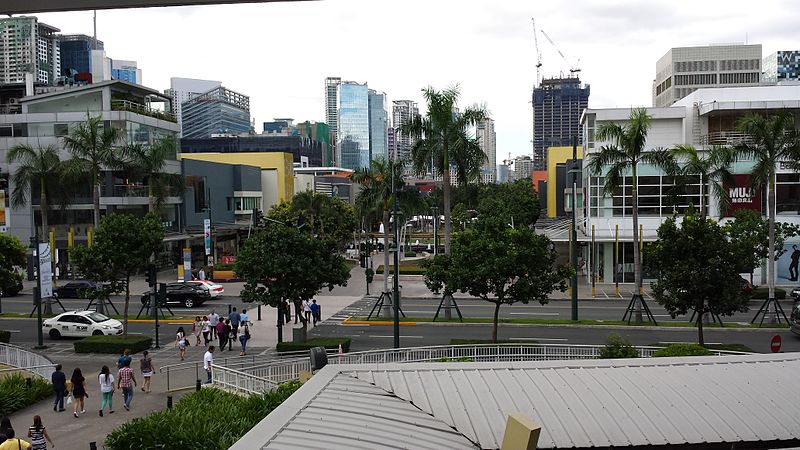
(93, 10, 97, 50)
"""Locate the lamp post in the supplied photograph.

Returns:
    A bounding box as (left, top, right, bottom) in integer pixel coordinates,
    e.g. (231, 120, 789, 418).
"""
(569, 136, 579, 321)
(391, 162, 400, 349)
(30, 231, 44, 349)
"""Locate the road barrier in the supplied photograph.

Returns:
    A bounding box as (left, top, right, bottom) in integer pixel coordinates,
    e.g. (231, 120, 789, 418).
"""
(0, 343, 55, 379)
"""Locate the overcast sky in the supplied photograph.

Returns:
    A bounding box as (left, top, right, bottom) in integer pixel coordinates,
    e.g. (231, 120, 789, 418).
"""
(35, 0, 800, 161)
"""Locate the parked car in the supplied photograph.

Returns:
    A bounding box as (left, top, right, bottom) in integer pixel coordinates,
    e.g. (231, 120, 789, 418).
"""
(791, 287, 800, 300)
(43, 310, 122, 339)
(791, 302, 800, 337)
(54, 280, 103, 299)
(140, 282, 210, 308)
(188, 280, 224, 297)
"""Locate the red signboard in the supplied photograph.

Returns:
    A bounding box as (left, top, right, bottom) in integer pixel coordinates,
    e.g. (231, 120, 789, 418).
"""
(724, 174, 763, 217)
(771, 335, 782, 353)
(220, 255, 236, 265)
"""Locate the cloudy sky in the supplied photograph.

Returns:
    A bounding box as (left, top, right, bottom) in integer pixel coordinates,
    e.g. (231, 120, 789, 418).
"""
(34, 0, 799, 160)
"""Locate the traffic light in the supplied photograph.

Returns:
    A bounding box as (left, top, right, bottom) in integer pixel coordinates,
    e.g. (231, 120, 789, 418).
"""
(145, 265, 156, 287)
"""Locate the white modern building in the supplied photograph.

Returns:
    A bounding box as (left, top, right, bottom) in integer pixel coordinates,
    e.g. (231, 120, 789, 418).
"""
(0, 17, 61, 85)
(476, 117, 496, 183)
(391, 99, 418, 162)
(164, 77, 222, 136)
(582, 84, 800, 284)
(652, 44, 762, 107)
(324, 77, 341, 165)
(512, 155, 534, 182)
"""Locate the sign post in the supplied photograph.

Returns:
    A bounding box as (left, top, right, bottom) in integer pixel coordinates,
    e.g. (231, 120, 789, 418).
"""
(183, 248, 192, 282)
(771, 335, 782, 353)
(203, 218, 212, 266)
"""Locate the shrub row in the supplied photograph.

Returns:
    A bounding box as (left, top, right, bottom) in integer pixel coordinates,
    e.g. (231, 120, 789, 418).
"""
(0, 373, 52, 417)
(0, 330, 10, 343)
(375, 264, 426, 275)
(751, 286, 786, 299)
(73, 335, 152, 354)
(652, 344, 712, 357)
(275, 337, 351, 353)
(105, 382, 301, 450)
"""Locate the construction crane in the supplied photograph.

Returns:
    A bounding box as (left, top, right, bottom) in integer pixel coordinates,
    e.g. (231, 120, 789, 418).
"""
(531, 18, 542, 88)
(540, 28, 581, 75)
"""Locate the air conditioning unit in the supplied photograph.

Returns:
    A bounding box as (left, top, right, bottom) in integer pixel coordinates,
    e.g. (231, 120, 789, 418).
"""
(8, 98, 18, 104)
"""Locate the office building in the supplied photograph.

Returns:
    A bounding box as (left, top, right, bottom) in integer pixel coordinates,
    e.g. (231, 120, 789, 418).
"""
(337, 81, 370, 169)
(164, 77, 222, 137)
(58, 34, 103, 78)
(180, 134, 324, 167)
(763, 50, 800, 83)
(325, 77, 341, 164)
(497, 164, 509, 183)
(0, 17, 61, 85)
(368, 89, 388, 161)
(476, 118, 496, 183)
(513, 155, 534, 182)
(532, 77, 590, 169)
(296, 121, 333, 166)
(392, 100, 418, 161)
(652, 44, 762, 107)
(181, 86, 250, 139)
(263, 118, 294, 134)
(110, 59, 141, 84)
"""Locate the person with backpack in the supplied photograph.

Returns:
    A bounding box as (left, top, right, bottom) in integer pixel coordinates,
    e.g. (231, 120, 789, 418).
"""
(239, 323, 251, 356)
(117, 349, 132, 369)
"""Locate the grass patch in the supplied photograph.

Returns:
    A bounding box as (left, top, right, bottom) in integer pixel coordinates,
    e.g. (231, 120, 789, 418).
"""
(0, 373, 52, 417)
(433, 356, 473, 362)
(275, 337, 351, 353)
(703, 343, 754, 353)
(105, 382, 300, 450)
(752, 286, 786, 299)
(375, 264, 426, 275)
(351, 316, 785, 329)
(73, 335, 152, 354)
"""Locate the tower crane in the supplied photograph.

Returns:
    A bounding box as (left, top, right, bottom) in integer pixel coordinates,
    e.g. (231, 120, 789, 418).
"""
(540, 28, 581, 75)
(531, 18, 542, 88)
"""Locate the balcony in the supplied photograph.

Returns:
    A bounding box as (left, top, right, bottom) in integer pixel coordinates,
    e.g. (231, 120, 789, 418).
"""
(111, 100, 176, 123)
(698, 131, 752, 146)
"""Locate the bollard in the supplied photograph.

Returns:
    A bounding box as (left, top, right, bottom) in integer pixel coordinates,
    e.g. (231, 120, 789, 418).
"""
(196, 379, 201, 391)
(167, 395, 173, 409)
(257, 304, 262, 321)
(227, 303, 232, 315)
(89, 442, 97, 450)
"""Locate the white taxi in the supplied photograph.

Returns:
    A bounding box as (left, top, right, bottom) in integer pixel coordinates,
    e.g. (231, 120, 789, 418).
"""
(43, 310, 123, 339)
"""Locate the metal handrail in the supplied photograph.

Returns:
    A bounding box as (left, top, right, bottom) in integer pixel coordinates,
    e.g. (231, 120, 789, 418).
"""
(0, 343, 55, 379)
(159, 354, 267, 392)
(211, 363, 278, 396)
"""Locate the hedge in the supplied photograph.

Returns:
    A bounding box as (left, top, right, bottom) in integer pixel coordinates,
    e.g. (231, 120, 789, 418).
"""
(598, 333, 639, 359)
(73, 335, 152, 354)
(375, 264, 425, 275)
(0, 373, 52, 417)
(653, 344, 713, 357)
(105, 382, 301, 450)
(751, 286, 786, 299)
(0, 330, 10, 343)
(275, 337, 350, 353)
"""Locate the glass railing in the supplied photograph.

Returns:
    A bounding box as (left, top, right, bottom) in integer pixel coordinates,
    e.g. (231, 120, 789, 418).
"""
(111, 99, 177, 123)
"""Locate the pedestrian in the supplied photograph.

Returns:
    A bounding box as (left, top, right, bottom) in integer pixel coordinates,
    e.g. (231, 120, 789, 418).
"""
(198, 267, 206, 281)
(293, 299, 302, 324)
(117, 349, 132, 369)
(98, 366, 115, 417)
(228, 307, 241, 337)
(284, 300, 292, 325)
(176, 326, 187, 361)
(140, 350, 154, 393)
(302, 299, 311, 324)
(201, 315, 211, 345)
(27, 416, 53, 450)
(240, 309, 250, 327)
(0, 417, 12, 438)
(117, 360, 137, 411)
(0, 428, 30, 450)
(50, 364, 66, 412)
(208, 309, 219, 339)
(69, 368, 87, 418)
(203, 346, 214, 384)
(239, 323, 251, 356)
(220, 320, 231, 351)
(310, 299, 320, 326)
(193, 316, 202, 346)
(215, 319, 225, 348)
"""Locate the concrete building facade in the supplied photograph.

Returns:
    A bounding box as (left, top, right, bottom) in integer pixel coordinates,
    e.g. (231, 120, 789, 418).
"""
(324, 77, 340, 165)
(0, 17, 61, 85)
(476, 118, 496, 183)
(181, 85, 250, 139)
(391, 99, 418, 162)
(164, 77, 222, 137)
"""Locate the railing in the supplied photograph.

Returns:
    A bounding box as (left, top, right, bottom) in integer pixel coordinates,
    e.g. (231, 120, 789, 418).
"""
(111, 100, 177, 123)
(698, 131, 752, 146)
(212, 363, 278, 395)
(159, 354, 268, 392)
(103, 184, 149, 198)
(0, 343, 55, 379)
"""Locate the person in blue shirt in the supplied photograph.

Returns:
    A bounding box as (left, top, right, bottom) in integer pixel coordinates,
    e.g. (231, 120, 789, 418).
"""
(117, 349, 132, 369)
(228, 307, 241, 336)
(51, 365, 67, 412)
(310, 300, 320, 326)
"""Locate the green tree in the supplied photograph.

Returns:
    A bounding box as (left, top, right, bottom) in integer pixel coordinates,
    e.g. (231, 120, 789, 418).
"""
(62, 115, 126, 227)
(670, 144, 735, 217)
(0, 234, 27, 297)
(586, 107, 678, 323)
(427, 224, 571, 342)
(450, 203, 469, 231)
(723, 209, 798, 278)
(289, 191, 357, 245)
(7, 144, 66, 233)
(71, 213, 164, 336)
(646, 209, 750, 344)
(734, 112, 800, 314)
(476, 179, 540, 230)
(401, 85, 487, 254)
(235, 223, 350, 342)
(120, 136, 184, 213)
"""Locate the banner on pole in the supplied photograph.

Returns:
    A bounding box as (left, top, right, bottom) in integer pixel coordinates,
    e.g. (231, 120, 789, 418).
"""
(203, 219, 211, 256)
(39, 243, 53, 298)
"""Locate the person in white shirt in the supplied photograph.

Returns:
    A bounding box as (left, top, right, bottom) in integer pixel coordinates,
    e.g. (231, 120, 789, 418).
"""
(198, 268, 206, 281)
(98, 365, 115, 416)
(302, 299, 312, 324)
(208, 310, 220, 339)
(203, 346, 214, 384)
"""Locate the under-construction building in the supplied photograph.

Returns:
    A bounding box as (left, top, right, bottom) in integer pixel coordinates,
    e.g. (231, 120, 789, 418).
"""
(532, 77, 589, 169)
(0, 16, 61, 85)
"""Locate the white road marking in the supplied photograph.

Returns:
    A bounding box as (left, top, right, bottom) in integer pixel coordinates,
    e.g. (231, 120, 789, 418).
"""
(659, 341, 723, 345)
(508, 312, 560, 316)
(369, 335, 424, 339)
(5, 330, 21, 333)
(511, 337, 568, 341)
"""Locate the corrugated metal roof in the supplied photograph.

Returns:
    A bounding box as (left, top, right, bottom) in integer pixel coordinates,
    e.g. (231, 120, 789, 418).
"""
(233, 353, 800, 449)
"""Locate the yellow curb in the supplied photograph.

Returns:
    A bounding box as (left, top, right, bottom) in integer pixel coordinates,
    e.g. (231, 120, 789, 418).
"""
(343, 319, 417, 326)
(128, 319, 193, 323)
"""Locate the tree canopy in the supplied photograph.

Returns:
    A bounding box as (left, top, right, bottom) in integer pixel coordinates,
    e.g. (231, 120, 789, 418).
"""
(476, 179, 540, 230)
(0, 233, 27, 296)
(267, 191, 357, 246)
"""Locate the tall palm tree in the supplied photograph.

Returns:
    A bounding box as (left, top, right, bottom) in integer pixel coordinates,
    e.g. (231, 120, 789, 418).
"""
(7, 144, 64, 235)
(62, 115, 125, 226)
(586, 107, 677, 323)
(121, 136, 184, 213)
(292, 190, 327, 237)
(734, 112, 800, 319)
(670, 144, 735, 218)
(400, 85, 487, 254)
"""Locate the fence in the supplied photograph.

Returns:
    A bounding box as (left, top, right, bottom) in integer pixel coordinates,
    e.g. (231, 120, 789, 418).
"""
(0, 343, 55, 379)
(160, 354, 271, 392)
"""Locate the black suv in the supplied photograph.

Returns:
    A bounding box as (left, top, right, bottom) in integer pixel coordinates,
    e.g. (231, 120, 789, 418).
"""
(54, 280, 104, 299)
(140, 283, 210, 308)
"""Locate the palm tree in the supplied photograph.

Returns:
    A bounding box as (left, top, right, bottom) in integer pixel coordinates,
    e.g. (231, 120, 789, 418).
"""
(120, 136, 184, 213)
(62, 115, 125, 226)
(586, 107, 677, 323)
(6, 144, 64, 235)
(670, 144, 735, 218)
(400, 85, 487, 254)
(292, 190, 326, 237)
(734, 112, 800, 320)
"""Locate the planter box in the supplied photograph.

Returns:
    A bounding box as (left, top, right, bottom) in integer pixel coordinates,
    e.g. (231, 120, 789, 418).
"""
(212, 270, 241, 282)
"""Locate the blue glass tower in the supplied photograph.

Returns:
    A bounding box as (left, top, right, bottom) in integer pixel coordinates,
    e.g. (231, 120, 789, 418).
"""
(338, 82, 370, 170)
(368, 90, 388, 162)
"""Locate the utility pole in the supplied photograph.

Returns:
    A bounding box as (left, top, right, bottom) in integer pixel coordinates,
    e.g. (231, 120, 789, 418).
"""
(570, 136, 579, 321)
(392, 163, 400, 349)
(31, 229, 44, 349)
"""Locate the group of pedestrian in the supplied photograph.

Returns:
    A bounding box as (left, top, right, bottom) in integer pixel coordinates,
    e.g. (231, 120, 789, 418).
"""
(0, 415, 54, 449)
(290, 299, 321, 326)
(192, 315, 213, 346)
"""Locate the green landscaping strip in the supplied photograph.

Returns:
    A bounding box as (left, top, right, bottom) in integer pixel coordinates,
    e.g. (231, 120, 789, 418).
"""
(350, 316, 786, 329)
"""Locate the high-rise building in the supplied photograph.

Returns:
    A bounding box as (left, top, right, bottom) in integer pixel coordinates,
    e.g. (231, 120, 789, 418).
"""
(513, 155, 534, 182)
(296, 121, 333, 166)
(392, 100, 418, 162)
(532, 77, 589, 170)
(337, 81, 370, 170)
(387, 127, 397, 160)
(325, 77, 341, 164)
(763, 51, 800, 83)
(181, 86, 251, 139)
(497, 164, 509, 183)
(368, 90, 388, 161)
(164, 77, 222, 137)
(0, 16, 61, 85)
(476, 118, 496, 183)
(110, 59, 142, 84)
(58, 34, 103, 77)
(652, 44, 762, 107)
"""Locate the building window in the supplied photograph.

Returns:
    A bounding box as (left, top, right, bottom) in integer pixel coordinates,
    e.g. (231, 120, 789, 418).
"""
(54, 123, 69, 137)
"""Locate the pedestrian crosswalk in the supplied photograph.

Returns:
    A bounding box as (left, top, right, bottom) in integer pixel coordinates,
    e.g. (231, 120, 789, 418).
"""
(320, 297, 374, 326)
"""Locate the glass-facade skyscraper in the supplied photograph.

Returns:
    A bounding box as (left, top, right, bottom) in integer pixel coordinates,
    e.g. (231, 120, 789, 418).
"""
(763, 51, 800, 82)
(368, 90, 388, 162)
(181, 86, 251, 139)
(338, 82, 370, 170)
(59, 34, 103, 77)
